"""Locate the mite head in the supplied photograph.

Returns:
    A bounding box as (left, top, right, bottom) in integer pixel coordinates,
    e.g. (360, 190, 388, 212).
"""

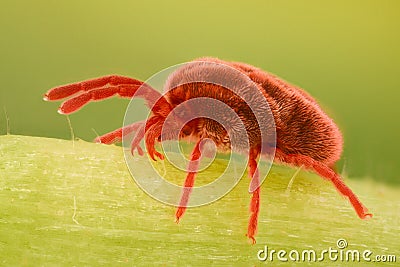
(158, 85, 253, 152)
(155, 95, 232, 147)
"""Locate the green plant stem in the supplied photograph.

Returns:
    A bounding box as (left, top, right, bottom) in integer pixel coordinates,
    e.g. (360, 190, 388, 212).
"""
(0, 135, 398, 266)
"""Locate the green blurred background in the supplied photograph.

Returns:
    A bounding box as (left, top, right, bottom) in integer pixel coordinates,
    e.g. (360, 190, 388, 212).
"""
(0, 0, 399, 184)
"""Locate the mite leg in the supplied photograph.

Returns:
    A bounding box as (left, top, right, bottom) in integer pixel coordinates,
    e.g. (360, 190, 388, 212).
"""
(94, 115, 164, 157)
(143, 119, 166, 161)
(94, 120, 145, 144)
(247, 147, 261, 244)
(56, 84, 164, 114)
(95, 122, 145, 157)
(44, 75, 171, 115)
(175, 140, 203, 222)
(275, 149, 372, 219)
(125, 116, 164, 158)
(93, 115, 164, 157)
(44, 75, 142, 100)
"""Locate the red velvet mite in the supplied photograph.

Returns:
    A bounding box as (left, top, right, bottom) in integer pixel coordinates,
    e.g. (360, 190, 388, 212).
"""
(44, 57, 372, 243)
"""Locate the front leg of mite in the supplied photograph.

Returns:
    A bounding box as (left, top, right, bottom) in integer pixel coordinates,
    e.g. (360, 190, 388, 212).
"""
(247, 147, 261, 244)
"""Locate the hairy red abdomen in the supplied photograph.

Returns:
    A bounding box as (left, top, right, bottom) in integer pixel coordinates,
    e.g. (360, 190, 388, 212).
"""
(165, 57, 343, 166)
(244, 64, 343, 166)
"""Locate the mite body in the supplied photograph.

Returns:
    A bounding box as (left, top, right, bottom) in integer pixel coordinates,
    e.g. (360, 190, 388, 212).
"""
(44, 57, 371, 243)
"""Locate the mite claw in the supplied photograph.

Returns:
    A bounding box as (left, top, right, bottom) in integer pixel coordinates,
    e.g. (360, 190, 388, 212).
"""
(148, 149, 164, 161)
(246, 234, 256, 245)
(130, 146, 137, 156)
(356, 206, 373, 219)
(130, 145, 145, 157)
(362, 213, 373, 219)
(137, 146, 144, 156)
(175, 207, 185, 223)
(155, 151, 164, 160)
